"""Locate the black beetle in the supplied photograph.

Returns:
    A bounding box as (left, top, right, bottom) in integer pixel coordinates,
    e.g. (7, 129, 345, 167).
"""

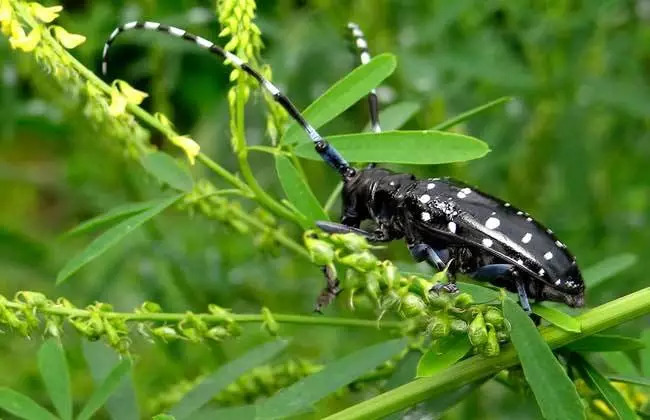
(102, 21, 585, 313)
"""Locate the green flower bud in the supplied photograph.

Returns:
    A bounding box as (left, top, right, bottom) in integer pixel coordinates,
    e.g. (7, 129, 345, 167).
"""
(364, 272, 381, 304)
(453, 293, 474, 309)
(152, 326, 182, 341)
(261, 307, 279, 336)
(428, 292, 451, 309)
(208, 304, 235, 323)
(229, 219, 249, 234)
(253, 207, 276, 226)
(206, 326, 230, 341)
(343, 269, 363, 289)
(380, 261, 399, 289)
(15, 291, 47, 306)
(450, 318, 468, 334)
(484, 306, 505, 328)
(338, 251, 378, 271)
(180, 327, 201, 342)
(483, 326, 500, 357)
(496, 330, 510, 342)
(304, 237, 335, 265)
(139, 301, 162, 313)
(401, 293, 427, 317)
(411, 276, 434, 299)
(427, 314, 450, 338)
(468, 311, 488, 346)
(330, 233, 369, 252)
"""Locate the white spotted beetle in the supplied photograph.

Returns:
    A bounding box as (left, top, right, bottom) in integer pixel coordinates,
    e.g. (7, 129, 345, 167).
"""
(102, 21, 585, 314)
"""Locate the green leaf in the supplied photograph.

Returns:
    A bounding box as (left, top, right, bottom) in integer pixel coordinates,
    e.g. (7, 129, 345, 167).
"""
(566, 334, 645, 352)
(82, 341, 139, 420)
(294, 130, 489, 165)
(38, 338, 72, 420)
(56, 194, 182, 284)
(141, 151, 194, 192)
(600, 352, 639, 376)
(503, 298, 585, 420)
(583, 253, 637, 289)
(275, 155, 328, 228)
(0, 388, 58, 420)
(456, 280, 500, 302)
(284, 54, 397, 144)
(607, 375, 650, 387)
(363, 101, 421, 132)
(256, 338, 408, 419)
(574, 354, 637, 420)
(63, 200, 162, 237)
(77, 359, 132, 420)
(153, 415, 176, 420)
(532, 304, 581, 333)
(416, 335, 471, 377)
(432, 97, 511, 131)
(170, 340, 288, 419)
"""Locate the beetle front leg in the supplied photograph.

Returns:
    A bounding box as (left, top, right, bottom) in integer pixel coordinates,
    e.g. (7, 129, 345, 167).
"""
(408, 243, 458, 293)
(315, 221, 392, 242)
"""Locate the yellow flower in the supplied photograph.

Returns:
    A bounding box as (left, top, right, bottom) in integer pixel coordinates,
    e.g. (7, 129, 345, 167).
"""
(115, 80, 148, 105)
(171, 135, 200, 165)
(28, 3, 62, 23)
(108, 87, 127, 117)
(52, 25, 85, 49)
(0, 0, 11, 24)
(9, 21, 40, 52)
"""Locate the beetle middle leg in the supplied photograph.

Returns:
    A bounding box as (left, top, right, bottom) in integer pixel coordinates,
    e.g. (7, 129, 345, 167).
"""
(472, 264, 532, 313)
(408, 243, 458, 293)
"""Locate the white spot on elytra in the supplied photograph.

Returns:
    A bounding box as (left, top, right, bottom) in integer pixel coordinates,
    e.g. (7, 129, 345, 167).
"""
(448, 222, 457, 233)
(427, 183, 435, 190)
(522, 233, 532, 243)
(555, 240, 565, 248)
(482, 238, 493, 247)
(504, 202, 511, 207)
(517, 211, 523, 215)
(457, 192, 466, 199)
(555, 279, 561, 285)
(421, 212, 431, 221)
(526, 217, 533, 222)
(546, 228, 553, 234)
(517, 258, 524, 265)
(485, 217, 500, 229)
(544, 251, 553, 260)
(389, 181, 395, 186)
(539, 268, 545, 276)
(419, 194, 431, 204)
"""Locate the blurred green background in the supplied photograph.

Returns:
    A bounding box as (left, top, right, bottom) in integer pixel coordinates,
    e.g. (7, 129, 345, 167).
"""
(1, 0, 649, 418)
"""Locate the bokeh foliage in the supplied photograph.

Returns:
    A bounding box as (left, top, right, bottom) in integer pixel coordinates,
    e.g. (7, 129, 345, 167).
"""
(1, 0, 649, 419)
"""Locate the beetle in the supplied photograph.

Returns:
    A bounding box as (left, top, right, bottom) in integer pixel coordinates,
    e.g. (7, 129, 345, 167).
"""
(102, 21, 585, 313)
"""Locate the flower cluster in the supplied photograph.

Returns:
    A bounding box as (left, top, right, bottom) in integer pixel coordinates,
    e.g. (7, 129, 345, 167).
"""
(304, 231, 510, 356)
(576, 378, 649, 419)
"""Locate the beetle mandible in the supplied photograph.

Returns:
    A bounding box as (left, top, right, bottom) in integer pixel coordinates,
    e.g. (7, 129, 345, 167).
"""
(102, 21, 585, 313)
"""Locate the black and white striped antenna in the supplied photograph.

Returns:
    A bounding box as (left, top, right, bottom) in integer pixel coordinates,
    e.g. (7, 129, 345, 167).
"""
(347, 22, 381, 135)
(102, 21, 355, 179)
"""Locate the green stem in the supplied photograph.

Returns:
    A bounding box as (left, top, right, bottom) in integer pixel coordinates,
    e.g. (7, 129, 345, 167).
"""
(3, 300, 403, 330)
(324, 182, 344, 213)
(324, 287, 650, 420)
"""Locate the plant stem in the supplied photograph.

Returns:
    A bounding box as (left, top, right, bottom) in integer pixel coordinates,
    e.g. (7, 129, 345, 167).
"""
(2, 299, 403, 330)
(324, 287, 650, 420)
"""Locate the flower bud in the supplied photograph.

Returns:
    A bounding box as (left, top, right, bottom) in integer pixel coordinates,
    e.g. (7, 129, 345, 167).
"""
(401, 293, 427, 317)
(450, 318, 468, 334)
(261, 307, 279, 336)
(453, 293, 474, 309)
(412, 276, 434, 299)
(484, 307, 505, 328)
(15, 291, 47, 306)
(139, 301, 162, 313)
(428, 292, 450, 309)
(342, 269, 363, 289)
(483, 326, 500, 357)
(304, 237, 335, 265)
(206, 326, 230, 341)
(152, 326, 182, 341)
(380, 261, 399, 289)
(364, 272, 381, 304)
(427, 314, 450, 338)
(338, 251, 378, 272)
(468, 311, 488, 346)
(330, 233, 369, 253)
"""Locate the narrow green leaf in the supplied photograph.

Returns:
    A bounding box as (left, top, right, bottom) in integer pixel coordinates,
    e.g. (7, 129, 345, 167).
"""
(141, 151, 194, 192)
(77, 359, 133, 420)
(600, 352, 639, 376)
(566, 334, 645, 353)
(583, 253, 637, 289)
(363, 101, 421, 132)
(0, 388, 58, 420)
(256, 338, 408, 419)
(432, 97, 511, 131)
(457, 280, 500, 302)
(641, 330, 650, 377)
(532, 304, 581, 333)
(284, 54, 397, 144)
(63, 200, 161, 237)
(56, 194, 182, 284)
(275, 155, 328, 228)
(82, 341, 139, 420)
(294, 130, 489, 165)
(170, 340, 288, 419)
(607, 375, 650, 387)
(503, 298, 585, 420)
(38, 338, 72, 420)
(416, 335, 471, 377)
(574, 354, 637, 420)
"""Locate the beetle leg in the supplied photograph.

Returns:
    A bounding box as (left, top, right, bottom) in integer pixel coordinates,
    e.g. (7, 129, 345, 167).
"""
(315, 221, 392, 242)
(408, 243, 458, 293)
(314, 264, 342, 313)
(471, 264, 532, 313)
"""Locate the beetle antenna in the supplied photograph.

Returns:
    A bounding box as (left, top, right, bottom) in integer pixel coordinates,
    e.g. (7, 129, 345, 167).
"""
(102, 21, 355, 179)
(347, 22, 379, 169)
